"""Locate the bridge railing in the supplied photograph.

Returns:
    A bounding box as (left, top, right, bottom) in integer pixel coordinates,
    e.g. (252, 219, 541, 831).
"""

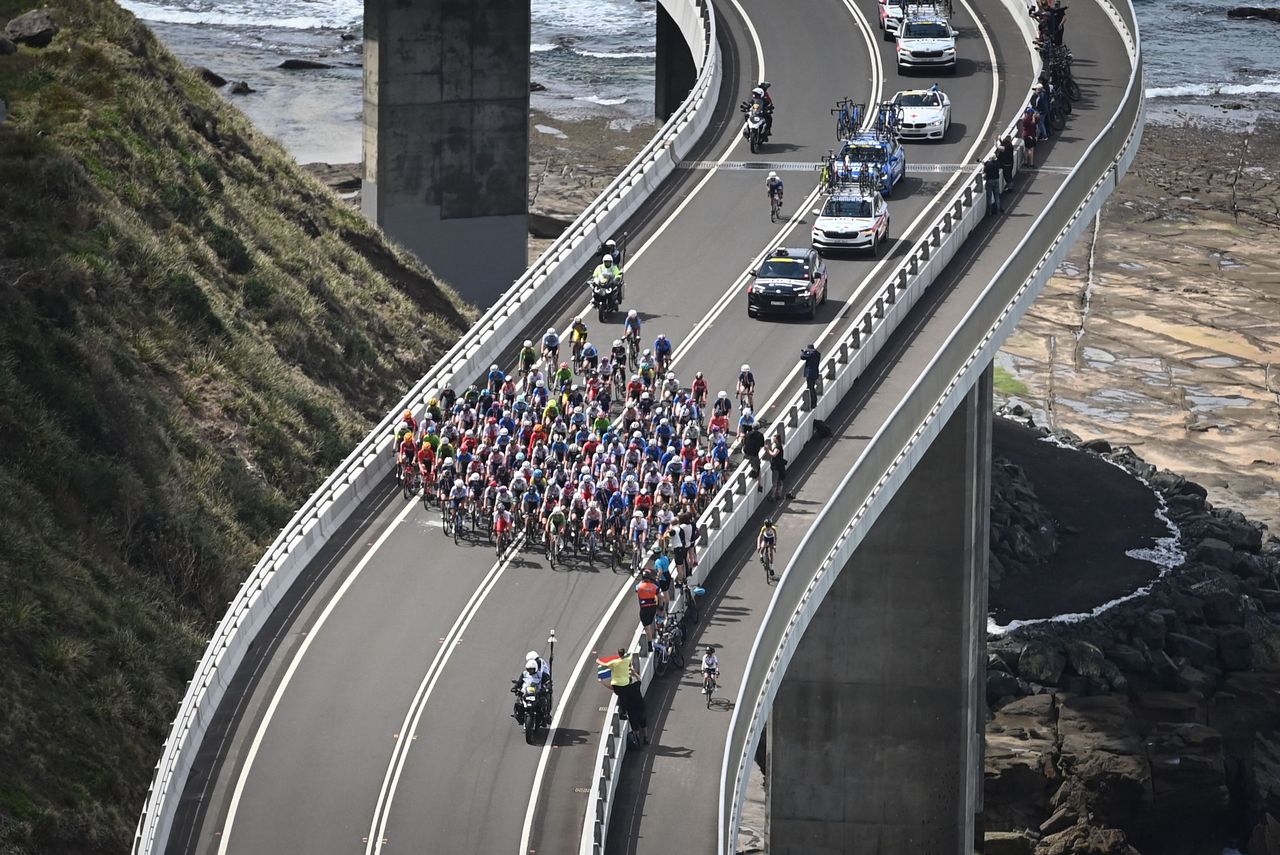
(717, 3, 1144, 852)
(130, 1, 721, 850)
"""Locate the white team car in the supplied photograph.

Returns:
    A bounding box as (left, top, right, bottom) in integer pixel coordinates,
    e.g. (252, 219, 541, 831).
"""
(892, 87, 951, 140)
(896, 17, 958, 73)
(879, 0, 936, 40)
(811, 190, 890, 256)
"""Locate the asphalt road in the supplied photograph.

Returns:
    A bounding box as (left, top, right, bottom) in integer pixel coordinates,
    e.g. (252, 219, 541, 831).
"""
(595, 0, 1134, 852)
(172, 0, 1037, 851)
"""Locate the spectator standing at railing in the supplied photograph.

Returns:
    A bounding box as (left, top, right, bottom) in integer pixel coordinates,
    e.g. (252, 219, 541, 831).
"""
(996, 135, 1015, 190)
(983, 151, 1004, 216)
(598, 648, 649, 745)
(800, 344, 822, 409)
(672, 512, 696, 581)
(767, 436, 789, 502)
(1020, 107, 1039, 169)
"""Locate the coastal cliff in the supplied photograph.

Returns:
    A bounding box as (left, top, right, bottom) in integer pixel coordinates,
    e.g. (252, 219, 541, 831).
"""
(0, 2, 471, 851)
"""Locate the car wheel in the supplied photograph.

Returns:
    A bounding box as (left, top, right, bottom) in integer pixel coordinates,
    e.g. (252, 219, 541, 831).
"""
(807, 297, 817, 320)
(821, 283, 828, 305)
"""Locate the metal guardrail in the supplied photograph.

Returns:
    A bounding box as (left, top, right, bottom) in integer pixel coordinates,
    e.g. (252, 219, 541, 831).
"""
(130, 1, 722, 850)
(717, 3, 1145, 853)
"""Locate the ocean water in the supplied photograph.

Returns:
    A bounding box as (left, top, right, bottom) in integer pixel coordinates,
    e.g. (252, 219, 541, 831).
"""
(119, 0, 1280, 161)
(119, 0, 657, 162)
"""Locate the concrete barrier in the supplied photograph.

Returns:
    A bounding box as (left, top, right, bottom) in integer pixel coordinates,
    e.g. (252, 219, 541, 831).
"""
(130, 2, 721, 851)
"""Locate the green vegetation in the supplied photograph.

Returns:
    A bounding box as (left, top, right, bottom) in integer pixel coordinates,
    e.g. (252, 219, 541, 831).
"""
(994, 365, 1030, 398)
(0, 2, 474, 851)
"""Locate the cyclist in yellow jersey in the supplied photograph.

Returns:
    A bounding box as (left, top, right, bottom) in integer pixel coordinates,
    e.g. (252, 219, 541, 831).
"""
(757, 518, 778, 580)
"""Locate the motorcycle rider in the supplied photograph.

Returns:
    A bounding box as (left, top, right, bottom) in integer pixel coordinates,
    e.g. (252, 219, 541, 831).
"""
(599, 237, 625, 269)
(751, 83, 774, 138)
(592, 253, 624, 305)
(511, 655, 551, 721)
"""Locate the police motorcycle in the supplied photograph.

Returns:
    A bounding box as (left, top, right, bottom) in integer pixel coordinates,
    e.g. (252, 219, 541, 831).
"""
(739, 82, 774, 153)
(510, 636, 555, 744)
(589, 235, 627, 322)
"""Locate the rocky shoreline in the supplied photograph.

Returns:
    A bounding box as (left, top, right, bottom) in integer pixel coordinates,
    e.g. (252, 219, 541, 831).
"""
(984, 415, 1280, 855)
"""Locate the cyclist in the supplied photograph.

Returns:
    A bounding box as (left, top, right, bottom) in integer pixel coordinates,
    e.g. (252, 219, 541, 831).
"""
(653, 334, 673, 373)
(581, 341, 599, 373)
(691, 371, 709, 408)
(553, 361, 573, 392)
(493, 502, 515, 542)
(569, 316, 589, 364)
(397, 430, 418, 482)
(400, 409, 418, 439)
(541, 327, 561, 365)
(518, 339, 538, 375)
(622, 310, 642, 357)
(701, 646, 720, 694)
(713, 389, 733, 421)
(447, 477, 469, 523)
(757, 518, 778, 579)
(582, 501, 604, 544)
(416, 440, 437, 490)
(520, 484, 542, 531)
(737, 364, 756, 410)
(544, 501, 568, 550)
(637, 349, 656, 387)
(628, 509, 650, 562)
(766, 171, 784, 212)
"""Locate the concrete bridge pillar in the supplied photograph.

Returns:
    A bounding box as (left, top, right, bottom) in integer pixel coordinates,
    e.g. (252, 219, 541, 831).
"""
(655, 2, 697, 121)
(362, 0, 531, 309)
(767, 364, 992, 854)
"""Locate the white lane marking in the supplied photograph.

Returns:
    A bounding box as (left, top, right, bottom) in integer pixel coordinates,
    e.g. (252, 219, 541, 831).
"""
(217, 499, 420, 855)
(515, 0, 889, 851)
(368, 535, 526, 853)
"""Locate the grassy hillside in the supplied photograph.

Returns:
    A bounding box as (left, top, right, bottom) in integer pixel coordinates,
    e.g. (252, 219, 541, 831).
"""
(0, 2, 474, 851)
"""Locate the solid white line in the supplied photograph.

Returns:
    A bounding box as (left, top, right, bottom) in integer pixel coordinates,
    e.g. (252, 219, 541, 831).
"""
(369, 537, 525, 853)
(216, 501, 419, 855)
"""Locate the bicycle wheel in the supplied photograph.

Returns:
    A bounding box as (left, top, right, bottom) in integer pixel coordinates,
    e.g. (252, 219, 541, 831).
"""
(453, 512, 462, 545)
(670, 643, 685, 670)
(706, 677, 715, 707)
(402, 474, 414, 501)
(443, 508, 453, 538)
(654, 648, 668, 678)
(683, 590, 700, 626)
(1066, 77, 1081, 101)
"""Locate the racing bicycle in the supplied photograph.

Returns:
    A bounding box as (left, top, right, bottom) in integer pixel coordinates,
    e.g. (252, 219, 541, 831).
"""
(544, 524, 564, 568)
(400, 461, 419, 500)
(652, 615, 686, 677)
(630, 536, 648, 575)
(830, 98, 862, 140)
(703, 668, 718, 706)
(759, 541, 776, 581)
(624, 332, 641, 370)
(769, 188, 783, 223)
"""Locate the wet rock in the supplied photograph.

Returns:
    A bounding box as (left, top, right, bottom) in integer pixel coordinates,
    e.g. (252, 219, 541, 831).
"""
(1199, 588, 1245, 625)
(0, 36, 15, 54)
(1034, 824, 1139, 855)
(5, 8, 58, 47)
(1166, 632, 1218, 667)
(1136, 611, 1167, 648)
(1176, 664, 1218, 694)
(1215, 625, 1254, 671)
(229, 81, 255, 95)
(278, 58, 334, 70)
(1067, 640, 1109, 680)
(194, 66, 226, 87)
(530, 81, 547, 92)
(1020, 640, 1067, 685)
(986, 830, 1036, 855)
(1248, 813, 1280, 855)
(1194, 537, 1237, 571)
(1109, 643, 1149, 673)
(1080, 438, 1113, 454)
(1228, 6, 1280, 22)
(989, 670, 1026, 707)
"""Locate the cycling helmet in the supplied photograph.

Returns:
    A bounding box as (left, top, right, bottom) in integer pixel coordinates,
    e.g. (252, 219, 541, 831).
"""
(695, 371, 704, 378)
(627, 309, 638, 319)
(613, 338, 623, 347)
(666, 372, 676, 380)
(657, 333, 667, 340)
(402, 410, 414, 420)
(602, 254, 613, 265)
(741, 364, 751, 372)
(764, 518, 773, 526)
(705, 646, 716, 655)
(454, 478, 464, 487)
(767, 171, 777, 180)
(743, 407, 754, 417)
(574, 316, 583, 324)
(635, 511, 645, 519)
(547, 327, 557, 335)
(489, 364, 498, 372)
(718, 390, 728, 398)
(642, 348, 651, 357)
(523, 339, 533, 348)
(631, 374, 640, 381)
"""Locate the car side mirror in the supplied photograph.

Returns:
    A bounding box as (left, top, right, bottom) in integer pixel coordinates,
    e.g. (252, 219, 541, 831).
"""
(951, 28, 959, 36)
(749, 269, 758, 277)
(812, 208, 821, 216)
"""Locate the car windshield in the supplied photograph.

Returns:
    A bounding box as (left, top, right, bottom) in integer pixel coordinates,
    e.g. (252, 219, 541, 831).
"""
(895, 92, 941, 107)
(841, 144, 885, 163)
(757, 258, 810, 280)
(903, 22, 951, 38)
(823, 198, 874, 218)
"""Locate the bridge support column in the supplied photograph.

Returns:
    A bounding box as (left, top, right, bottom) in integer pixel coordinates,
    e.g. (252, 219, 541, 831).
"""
(362, 0, 530, 308)
(767, 364, 991, 854)
(655, 2, 697, 121)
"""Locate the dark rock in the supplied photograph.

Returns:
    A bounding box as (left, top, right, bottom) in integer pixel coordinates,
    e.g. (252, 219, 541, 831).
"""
(1066, 640, 1109, 680)
(1019, 640, 1067, 685)
(1199, 588, 1245, 625)
(194, 66, 227, 87)
(1228, 7, 1280, 22)
(1133, 690, 1202, 721)
(1215, 626, 1253, 671)
(1248, 813, 1280, 855)
(229, 81, 255, 95)
(278, 58, 334, 70)
(1109, 643, 1149, 673)
(1141, 723, 1230, 852)
(1136, 611, 1167, 648)
(986, 695, 1059, 831)
(1080, 438, 1112, 454)
(5, 8, 58, 47)
(1194, 537, 1237, 571)
(1175, 663, 1218, 694)
(0, 35, 15, 54)
(340, 32, 357, 41)
(989, 670, 1026, 707)
(530, 81, 547, 92)
(1166, 632, 1218, 667)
